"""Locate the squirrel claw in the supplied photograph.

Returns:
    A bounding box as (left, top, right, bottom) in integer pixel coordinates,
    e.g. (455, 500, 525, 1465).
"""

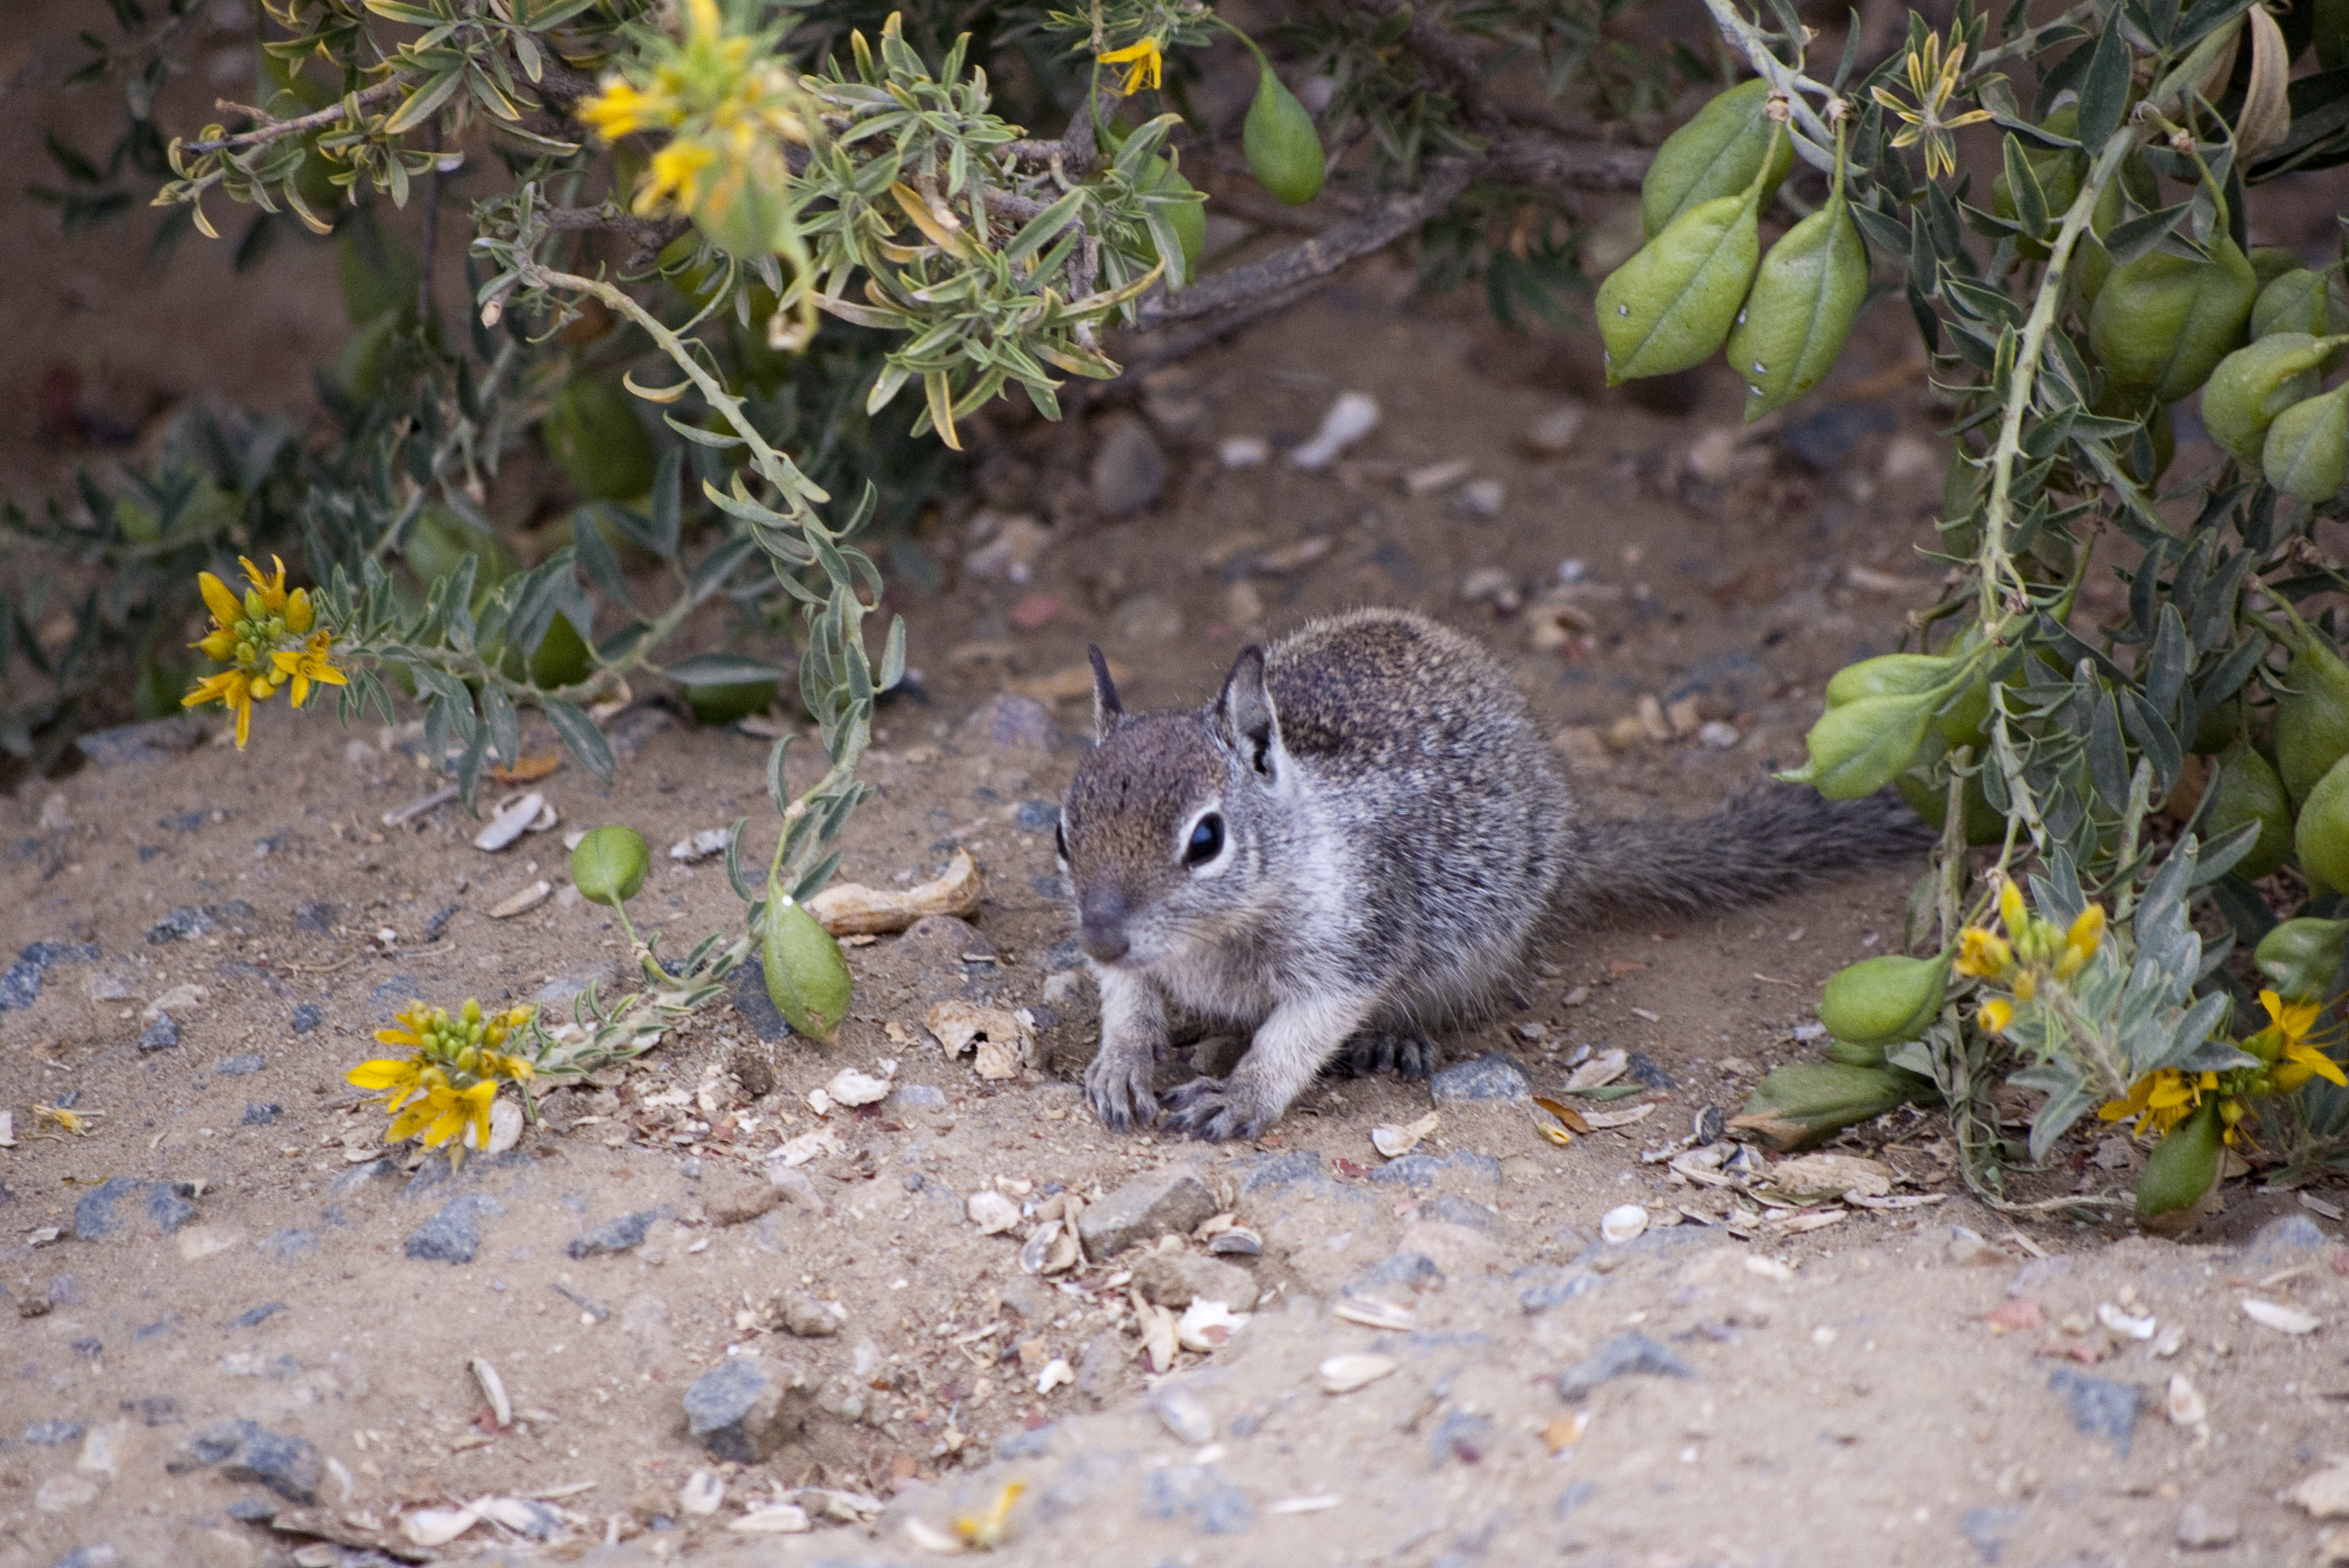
(1159, 1076, 1271, 1142)
(1337, 1025, 1442, 1081)
(1084, 1051, 1159, 1131)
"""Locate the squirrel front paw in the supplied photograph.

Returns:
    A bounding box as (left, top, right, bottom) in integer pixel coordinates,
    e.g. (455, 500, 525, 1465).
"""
(1159, 1075, 1280, 1142)
(1335, 1025, 1442, 1081)
(1084, 1043, 1160, 1131)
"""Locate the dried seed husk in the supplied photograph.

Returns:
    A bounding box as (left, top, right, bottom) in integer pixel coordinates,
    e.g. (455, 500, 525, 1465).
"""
(1639, 79, 1794, 237)
(2201, 332, 2338, 468)
(2089, 235, 2258, 407)
(1727, 1062, 1934, 1152)
(1243, 62, 1324, 205)
(2262, 380, 2349, 504)
(763, 896, 853, 1044)
(1598, 155, 1769, 383)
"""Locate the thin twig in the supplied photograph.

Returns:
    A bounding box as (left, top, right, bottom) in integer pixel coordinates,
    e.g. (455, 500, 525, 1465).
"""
(179, 80, 405, 154)
(541, 205, 693, 268)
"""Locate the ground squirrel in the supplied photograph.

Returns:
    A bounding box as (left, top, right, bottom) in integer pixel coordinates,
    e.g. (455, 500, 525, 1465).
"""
(1055, 607, 1931, 1141)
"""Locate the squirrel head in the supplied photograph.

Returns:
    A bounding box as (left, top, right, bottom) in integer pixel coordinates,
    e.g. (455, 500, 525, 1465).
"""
(1057, 643, 1294, 968)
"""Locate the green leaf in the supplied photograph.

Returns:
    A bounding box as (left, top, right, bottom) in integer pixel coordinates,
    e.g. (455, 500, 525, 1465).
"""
(2075, 24, 2134, 151)
(383, 66, 465, 136)
(664, 652, 788, 686)
(543, 697, 615, 783)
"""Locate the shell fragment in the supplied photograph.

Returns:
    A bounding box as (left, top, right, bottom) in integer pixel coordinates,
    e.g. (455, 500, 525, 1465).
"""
(1319, 1352, 1399, 1394)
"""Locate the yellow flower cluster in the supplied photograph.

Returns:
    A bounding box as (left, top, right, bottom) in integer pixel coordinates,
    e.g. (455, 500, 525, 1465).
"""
(576, 0, 809, 248)
(2098, 986, 2346, 1145)
(182, 555, 346, 748)
(1955, 878, 2105, 1036)
(348, 1000, 537, 1167)
(2098, 1065, 2221, 1142)
(1098, 37, 1164, 94)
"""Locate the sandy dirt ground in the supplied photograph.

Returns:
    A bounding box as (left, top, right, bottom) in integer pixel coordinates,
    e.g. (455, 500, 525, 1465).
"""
(9, 2, 2349, 1564)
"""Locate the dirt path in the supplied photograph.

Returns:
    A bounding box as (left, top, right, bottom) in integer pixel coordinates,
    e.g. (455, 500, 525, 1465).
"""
(5, 79, 2348, 1559)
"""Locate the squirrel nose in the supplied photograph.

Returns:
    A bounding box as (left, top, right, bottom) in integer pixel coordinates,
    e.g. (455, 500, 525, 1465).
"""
(1078, 886, 1130, 963)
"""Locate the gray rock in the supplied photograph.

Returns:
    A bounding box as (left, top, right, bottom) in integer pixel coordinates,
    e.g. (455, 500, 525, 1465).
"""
(258, 1229, 317, 1261)
(404, 1195, 501, 1263)
(1349, 1253, 1445, 1294)
(701, 1168, 782, 1227)
(727, 957, 793, 1042)
(961, 692, 1060, 754)
(1419, 1193, 1503, 1231)
(1132, 1249, 1259, 1313)
(24, 1420, 84, 1445)
(1623, 1052, 1677, 1089)
(225, 1499, 276, 1523)
(1107, 592, 1184, 646)
(293, 901, 340, 933)
(48, 1547, 119, 1568)
(230, 1303, 287, 1328)
(0, 942, 100, 1012)
(74, 1178, 194, 1240)
(74, 714, 206, 770)
(1369, 1151, 1503, 1190)
(897, 1083, 946, 1108)
(567, 1206, 666, 1259)
(1152, 1383, 1216, 1445)
(2046, 1367, 2141, 1456)
(1091, 415, 1169, 516)
(145, 907, 215, 944)
(291, 1003, 323, 1034)
(127, 1396, 179, 1427)
(1078, 1167, 1217, 1258)
(1140, 1464, 1252, 1534)
(136, 1014, 180, 1053)
(217, 1053, 265, 1076)
(1514, 1265, 1604, 1313)
(1237, 1151, 1324, 1196)
(1429, 1052, 1531, 1103)
(1015, 800, 1060, 832)
(368, 975, 424, 1021)
(2174, 1502, 2239, 1548)
(1556, 1332, 1695, 1401)
(329, 1160, 392, 1199)
(1428, 1409, 1493, 1466)
(1961, 1505, 2026, 1564)
(241, 1103, 280, 1126)
(177, 1418, 321, 1503)
(683, 1354, 814, 1463)
(2242, 1212, 2333, 1267)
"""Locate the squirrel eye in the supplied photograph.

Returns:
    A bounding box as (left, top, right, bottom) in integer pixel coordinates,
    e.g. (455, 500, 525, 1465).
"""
(1053, 820, 1068, 861)
(1182, 813, 1224, 867)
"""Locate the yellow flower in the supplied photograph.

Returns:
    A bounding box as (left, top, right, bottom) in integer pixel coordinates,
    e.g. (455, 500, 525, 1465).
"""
(640, 138, 718, 215)
(2098, 1067, 2214, 1139)
(2275, 1038, 2348, 1092)
(183, 667, 268, 749)
(2054, 904, 2105, 979)
(1870, 30, 1993, 180)
(375, 1004, 434, 1052)
(2258, 988, 2320, 1049)
(1098, 37, 1164, 94)
(271, 631, 348, 708)
(579, 78, 677, 139)
(240, 554, 289, 615)
(1954, 926, 2012, 980)
(1996, 875, 2026, 932)
(198, 570, 244, 629)
(347, 1056, 427, 1112)
(954, 1479, 1026, 1549)
(1977, 997, 2015, 1035)
(34, 1103, 98, 1135)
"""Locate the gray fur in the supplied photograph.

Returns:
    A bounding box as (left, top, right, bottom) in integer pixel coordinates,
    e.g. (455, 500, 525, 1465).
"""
(1057, 608, 1930, 1141)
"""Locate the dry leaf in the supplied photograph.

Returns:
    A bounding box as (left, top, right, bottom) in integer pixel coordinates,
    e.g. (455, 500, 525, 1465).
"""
(926, 1000, 1035, 1079)
(1532, 1094, 1590, 1143)
(487, 752, 562, 784)
(2238, 3, 2292, 162)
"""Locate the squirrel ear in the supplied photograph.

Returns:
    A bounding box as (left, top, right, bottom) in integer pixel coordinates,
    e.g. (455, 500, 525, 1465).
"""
(1088, 645, 1123, 739)
(1215, 644, 1281, 776)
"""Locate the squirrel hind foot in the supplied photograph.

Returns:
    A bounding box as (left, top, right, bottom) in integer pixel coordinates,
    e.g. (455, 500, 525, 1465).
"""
(1332, 1024, 1442, 1081)
(1159, 1076, 1279, 1142)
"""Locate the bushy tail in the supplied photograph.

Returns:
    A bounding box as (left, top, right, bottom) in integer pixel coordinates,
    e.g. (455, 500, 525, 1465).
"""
(1558, 785, 1934, 921)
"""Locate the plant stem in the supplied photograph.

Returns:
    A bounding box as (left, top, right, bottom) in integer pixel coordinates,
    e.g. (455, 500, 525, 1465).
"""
(1696, 0, 1841, 170)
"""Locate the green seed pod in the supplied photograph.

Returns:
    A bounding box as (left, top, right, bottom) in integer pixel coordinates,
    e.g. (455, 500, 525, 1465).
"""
(2275, 615, 2349, 807)
(572, 825, 651, 907)
(1243, 62, 1324, 206)
(2249, 247, 2303, 290)
(2255, 916, 2349, 999)
(2297, 751, 2349, 893)
(1823, 654, 1953, 707)
(2189, 697, 2242, 754)
(1779, 690, 1937, 800)
(1817, 954, 1948, 1046)
(1144, 155, 1207, 283)
(1895, 764, 2005, 845)
(530, 611, 593, 689)
(2201, 333, 2338, 469)
(1598, 184, 1766, 384)
(2073, 152, 2160, 311)
(762, 896, 853, 1043)
(2088, 234, 2258, 406)
(1727, 1062, 1935, 1151)
(1823, 1037, 1888, 1066)
(1723, 197, 1869, 419)
(686, 677, 780, 725)
(2205, 737, 2294, 880)
(2252, 271, 2349, 374)
(1640, 78, 1796, 238)
(2262, 381, 2349, 504)
(2134, 1097, 2225, 1221)
(544, 375, 661, 502)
